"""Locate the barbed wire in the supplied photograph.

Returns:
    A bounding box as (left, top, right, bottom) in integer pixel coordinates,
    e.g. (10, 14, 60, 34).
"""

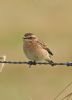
(0, 55, 72, 72)
(0, 60, 72, 66)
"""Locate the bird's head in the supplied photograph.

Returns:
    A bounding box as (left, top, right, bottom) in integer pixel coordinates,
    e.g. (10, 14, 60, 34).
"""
(23, 33, 37, 41)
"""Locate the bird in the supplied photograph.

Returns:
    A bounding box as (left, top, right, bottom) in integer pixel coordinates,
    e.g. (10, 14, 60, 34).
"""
(23, 33, 54, 66)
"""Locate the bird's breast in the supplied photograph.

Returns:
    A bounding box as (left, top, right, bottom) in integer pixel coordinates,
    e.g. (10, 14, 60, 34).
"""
(24, 41, 37, 50)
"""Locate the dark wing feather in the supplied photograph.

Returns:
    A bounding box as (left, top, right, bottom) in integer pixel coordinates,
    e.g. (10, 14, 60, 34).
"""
(37, 39, 53, 56)
(47, 48, 53, 55)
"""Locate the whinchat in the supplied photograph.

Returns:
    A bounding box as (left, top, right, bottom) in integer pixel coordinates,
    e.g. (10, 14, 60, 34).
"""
(23, 33, 54, 66)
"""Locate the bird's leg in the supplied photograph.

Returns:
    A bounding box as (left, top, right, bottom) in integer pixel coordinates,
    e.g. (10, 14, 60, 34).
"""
(28, 61, 33, 68)
(28, 60, 36, 68)
(33, 60, 36, 65)
(48, 60, 55, 66)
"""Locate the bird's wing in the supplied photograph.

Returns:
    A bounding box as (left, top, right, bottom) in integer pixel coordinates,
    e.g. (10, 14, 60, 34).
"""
(37, 39, 53, 56)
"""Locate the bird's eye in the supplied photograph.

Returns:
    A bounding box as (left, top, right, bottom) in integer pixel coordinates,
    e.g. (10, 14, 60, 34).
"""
(28, 37, 32, 39)
(28, 37, 35, 39)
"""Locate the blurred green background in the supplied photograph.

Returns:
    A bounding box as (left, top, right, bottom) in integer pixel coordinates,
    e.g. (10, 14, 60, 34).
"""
(0, 0, 72, 100)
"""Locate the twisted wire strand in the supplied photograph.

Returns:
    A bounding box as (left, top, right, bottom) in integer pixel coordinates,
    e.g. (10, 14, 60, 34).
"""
(0, 60, 72, 66)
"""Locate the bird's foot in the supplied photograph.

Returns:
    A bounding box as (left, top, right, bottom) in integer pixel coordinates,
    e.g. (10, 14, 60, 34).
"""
(28, 61, 36, 68)
(49, 60, 55, 66)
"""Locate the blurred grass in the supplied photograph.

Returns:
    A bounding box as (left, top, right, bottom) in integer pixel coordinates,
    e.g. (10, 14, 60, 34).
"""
(0, 0, 72, 100)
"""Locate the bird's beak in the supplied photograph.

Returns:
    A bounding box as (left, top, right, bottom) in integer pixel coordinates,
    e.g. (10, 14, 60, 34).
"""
(24, 38, 27, 39)
(22, 37, 26, 39)
(22, 37, 30, 39)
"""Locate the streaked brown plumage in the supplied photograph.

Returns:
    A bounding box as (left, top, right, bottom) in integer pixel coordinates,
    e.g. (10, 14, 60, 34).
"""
(23, 33, 54, 65)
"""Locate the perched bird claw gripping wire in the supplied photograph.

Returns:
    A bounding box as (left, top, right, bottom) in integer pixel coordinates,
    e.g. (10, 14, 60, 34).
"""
(48, 60, 55, 66)
(28, 61, 36, 68)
